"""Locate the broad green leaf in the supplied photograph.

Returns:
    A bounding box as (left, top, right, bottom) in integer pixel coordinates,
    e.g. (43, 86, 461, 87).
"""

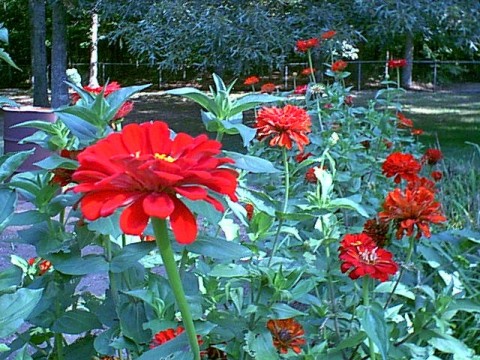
(0, 266, 22, 292)
(224, 151, 280, 173)
(209, 263, 248, 277)
(0, 288, 43, 337)
(56, 111, 100, 143)
(336, 331, 367, 350)
(63, 335, 97, 360)
(360, 304, 389, 360)
(110, 242, 156, 273)
(87, 211, 123, 239)
(374, 281, 415, 300)
(13, 345, 32, 360)
(222, 121, 256, 147)
(50, 253, 109, 275)
(0, 149, 35, 182)
(448, 299, 480, 313)
(0, 344, 9, 352)
(181, 198, 223, 224)
(0, 188, 16, 231)
(270, 303, 306, 318)
(33, 153, 78, 170)
(428, 333, 475, 358)
(166, 87, 220, 115)
(230, 93, 284, 117)
(186, 236, 252, 261)
(104, 83, 151, 121)
(244, 330, 278, 360)
(118, 301, 151, 344)
(0, 27, 8, 43)
(0, 48, 21, 71)
(329, 198, 369, 217)
(52, 310, 102, 334)
(11, 120, 58, 134)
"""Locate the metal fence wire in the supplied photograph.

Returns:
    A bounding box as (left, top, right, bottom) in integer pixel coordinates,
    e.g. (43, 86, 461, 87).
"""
(1, 60, 480, 91)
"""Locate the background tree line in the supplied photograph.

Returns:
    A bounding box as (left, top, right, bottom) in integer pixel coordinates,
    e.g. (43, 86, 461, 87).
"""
(1, 0, 479, 106)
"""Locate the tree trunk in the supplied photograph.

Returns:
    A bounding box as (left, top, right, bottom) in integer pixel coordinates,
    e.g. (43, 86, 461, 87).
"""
(88, 12, 100, 87)
(402, 32, 414, 89)
(29, 0, 49, 107)
(51, 0, 69, 108)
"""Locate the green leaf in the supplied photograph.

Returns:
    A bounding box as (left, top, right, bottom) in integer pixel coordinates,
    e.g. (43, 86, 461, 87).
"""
(186, 236, 252, 261)
(0, 188, 16, 231)
(110, 242, 156, 273)
(222, 121, 256, 147)
(244, 330, 278, 360)
(209, 263, 248, 278)
(0, 266, 22, 292)
(55, 110, 100, 143)
(374, 281, 415, 300)
(0, 48, 21, 71)
(11, 120, 58, 134)
(336, 331, 367, 350)
(224, 151, 280, 173)
(270, 303, 306, 318)
(360, 304, 389, 360)
(428, 333, 475, 358)
(33, 153, 78, 170)
(166, 87, 220, 115)
(0, 343, 10, 352)
(448, 299, 480, 313)
(328, 198, 369, 217)
(52, 310, 102, 334)
(0, 27, 8, 44)
(230, 93, 284, 117)
(0, 149, 35, 182)
(87, 211, 123, 239)
(118, 301, 151, 344)
(0, 288, 43, 337)
(50, 253, 109, 275)
(104, 83, 151, 121)
(13, 345, 32, 360)
(137, 332, 192, 360)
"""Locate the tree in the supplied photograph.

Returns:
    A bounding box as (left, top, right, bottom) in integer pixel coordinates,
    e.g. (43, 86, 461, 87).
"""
(51, 0, 70, 107)
(29, 0, 49, 106)
(88, 12, 100, 87)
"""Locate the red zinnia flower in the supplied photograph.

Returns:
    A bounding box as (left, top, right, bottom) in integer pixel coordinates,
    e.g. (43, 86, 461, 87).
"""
(294, 85, 308, 95)
(407, 176, 436, 192)
(244, 76, 260, 86)
(396, 113, 414, 128)
(28, 258, 36, 266)
(50, 149, 82, 187)
(378, 187, 447, 239)
(383, 139, 393, 149)
(331, 60, 348, 72)
(72, 81, 134, 120)
(388, 59, 407, 68)
(422, 148, 443, 165)
(411, 128, 424, 136)
(39, 260, 52, 275)
(256, 105, 312, 152)
(150, 326, 203, 349)
(294, 152, 312, 163)
(363, 218, 390, 247)
(267, 318, 306, 354)
(72, 122, 238, 244)
(339, 233, 398, 282)
(431, 171, 443, 181)
(382, 152, 421, 184)
(260, 83, 277, 93)
(321, 30, 336, 40)
(296, 38, 319, 52)
(245, 203, 254, 221)
(301, 68, 315, 76)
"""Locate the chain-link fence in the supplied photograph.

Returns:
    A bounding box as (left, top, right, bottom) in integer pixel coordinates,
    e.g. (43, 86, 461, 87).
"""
(2, 60, 480, 91)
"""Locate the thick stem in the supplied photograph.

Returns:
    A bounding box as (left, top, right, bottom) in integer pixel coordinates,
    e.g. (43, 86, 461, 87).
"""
(152, 217, 200, 359)
(54, 332, 65, 360)
(362, 277, 376, 360)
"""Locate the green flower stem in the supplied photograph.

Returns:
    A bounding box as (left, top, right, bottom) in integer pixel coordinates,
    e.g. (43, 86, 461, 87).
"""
(315, 98, 324, 132)
(54, 332, 65, 360)
(396, 68, 400, 89)
(307, 50, 316, 84)
(267, 147, 290, 266)
(151, 217, 200, 360)
(384, 236, 415, 309)
(325, 246, 342, 342)
(251, 85, 258, 118)
(362, 276, 376, 360)
(215, 131, 224, 143)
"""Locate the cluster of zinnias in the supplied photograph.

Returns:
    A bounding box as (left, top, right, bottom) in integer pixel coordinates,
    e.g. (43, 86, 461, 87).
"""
(267, 318, 306, 354)
(339, 233, 398, 282)
(72, 121, 239, 244)
(255, 104, 312, 152)
(388, 59, 407, 68)
(71, 81, 134, 120)
(296, 38, 319, 52)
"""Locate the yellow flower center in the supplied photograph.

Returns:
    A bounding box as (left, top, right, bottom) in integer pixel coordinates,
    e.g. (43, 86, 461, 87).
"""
(154, 153, 176, 162)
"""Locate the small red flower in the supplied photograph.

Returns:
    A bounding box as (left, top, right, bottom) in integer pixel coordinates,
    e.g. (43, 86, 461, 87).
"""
(382, 152, 421, 184)
(294, 85, 308, 95)
(267, 318, 306, 354)
(407, 176, 436, 192)
(260, 83, 277, 93)
(150, 326, 203, 349)
(305, 167, 317, 183)
(383, 139, 393, 149)
(244, 76, 260, 86)
(388, 59, 407, 68)
(379, 187, 447, 239)
(422, 148, 443, 165)
(294, 152, 312, 163)
(140, 234, 156, 242)
(339, 233, 398, 282)
(301, 68, 315, 76)
(321, 30, 336, 40)
(344, 95, 353, 106)
(360, 140, 371, 149)
(331, 60, 348, 72)
(28, 258, 36, 266)
(245, 203, 254, 221)
(324, 103, 333, 109)
(396, 113, 414, 128)
(39, 260, 52, 275)
(255, 105, 312, 152)
(72, 122, 238, 244)
(296, 38, 319, 52)
(431, 171, 443, 181)
(50, 149, 82, 187)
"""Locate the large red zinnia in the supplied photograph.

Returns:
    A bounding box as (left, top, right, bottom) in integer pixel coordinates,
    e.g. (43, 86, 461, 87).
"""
(339, 233, 398, 282)
(382, 152, 421, 184)
(378, 187, 446, 239)
(72, 121, 238, 244)
(388, 59, 407, 68)
(255, 105, 311, 152)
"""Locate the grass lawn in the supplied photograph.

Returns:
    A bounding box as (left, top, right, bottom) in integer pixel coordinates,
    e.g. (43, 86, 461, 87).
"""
(353, 89, 480, 160)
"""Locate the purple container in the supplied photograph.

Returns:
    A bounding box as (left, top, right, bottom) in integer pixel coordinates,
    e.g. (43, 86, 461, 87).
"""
(2, 106, 57, 172)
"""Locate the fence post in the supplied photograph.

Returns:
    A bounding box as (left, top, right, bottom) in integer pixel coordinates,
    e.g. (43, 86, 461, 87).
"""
(284, 65, 289, 89)
(158, 68, 162, 89)
(101, 63, 106, 84)
(433, 61, 437, 92)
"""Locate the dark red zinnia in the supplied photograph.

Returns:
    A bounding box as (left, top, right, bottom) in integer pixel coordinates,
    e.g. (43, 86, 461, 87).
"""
(72, 121, 238, 244)
(382, 152, 421, 184)
(296, 38, 319, 52)
(321, 30, 336, 40)
(422, 148, 443, 165)
(331, 60, 348, 72)
(431, 171, 443, 182)
(388, 59, 407, 68)
(267, 318, 306, 354)
(294, 85, 308, 95)
(260, 83, 277, 93)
